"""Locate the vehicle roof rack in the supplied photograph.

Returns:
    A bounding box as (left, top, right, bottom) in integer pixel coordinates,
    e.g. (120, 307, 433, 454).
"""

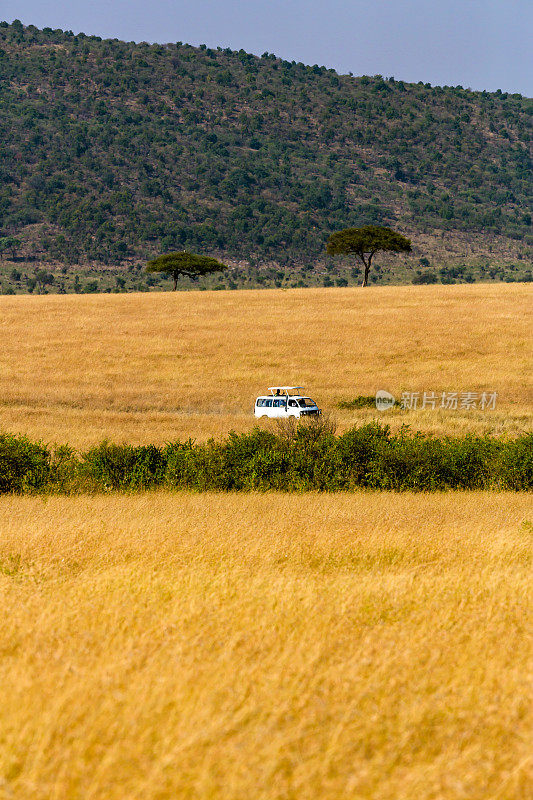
(267, 386, 304, 394)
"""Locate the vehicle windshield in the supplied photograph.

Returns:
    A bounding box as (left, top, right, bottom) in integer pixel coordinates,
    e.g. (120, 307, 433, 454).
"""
(298, 398, 316, 407)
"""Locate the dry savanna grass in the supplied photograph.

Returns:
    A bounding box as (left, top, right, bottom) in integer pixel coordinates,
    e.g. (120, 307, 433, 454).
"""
(0, 491, 531, 800)
(0, 283, 531, 448)
(0, 283, 531, 798)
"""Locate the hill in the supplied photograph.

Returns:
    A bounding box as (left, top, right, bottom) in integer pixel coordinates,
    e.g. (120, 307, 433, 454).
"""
(0, 20, 532, 291)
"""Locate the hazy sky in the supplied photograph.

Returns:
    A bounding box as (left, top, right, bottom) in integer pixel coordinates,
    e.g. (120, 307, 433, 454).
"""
(4, 0, 532, 96)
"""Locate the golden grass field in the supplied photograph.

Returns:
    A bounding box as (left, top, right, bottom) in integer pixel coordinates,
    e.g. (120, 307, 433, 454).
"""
(0, 284, 531, 798)
(0, 283, 531, 448)
(0, 492, 531, 800)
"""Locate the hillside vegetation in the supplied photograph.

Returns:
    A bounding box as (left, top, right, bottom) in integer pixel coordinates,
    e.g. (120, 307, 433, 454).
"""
(0, 492, 530, 799)
(0, 20, 532, 291)
(0, 284, 530, 447)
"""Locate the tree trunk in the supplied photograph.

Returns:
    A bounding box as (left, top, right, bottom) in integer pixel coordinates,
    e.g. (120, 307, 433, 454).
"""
(360, 252, 373, 287)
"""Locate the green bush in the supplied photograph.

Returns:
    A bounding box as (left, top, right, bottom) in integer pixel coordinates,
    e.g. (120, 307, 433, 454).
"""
(0, 434, 51, 492)
(48, 444, 80, 493)
(81, 441, 165, 490)
(495, 434, 533, 490)
(335, 422, 392, 488)
(162, 440, 198, 488)
(337, 396, 376, 409)
(412, 271, 438, 284)
(0, 425, 531, 494)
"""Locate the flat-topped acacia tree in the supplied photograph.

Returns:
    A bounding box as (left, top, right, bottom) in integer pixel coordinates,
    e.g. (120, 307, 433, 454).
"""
(146, 251, 228, 290)
(327, 226, 412, 287)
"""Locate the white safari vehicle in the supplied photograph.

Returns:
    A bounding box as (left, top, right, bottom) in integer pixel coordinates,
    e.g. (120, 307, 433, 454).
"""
(254, 386, 321, 419)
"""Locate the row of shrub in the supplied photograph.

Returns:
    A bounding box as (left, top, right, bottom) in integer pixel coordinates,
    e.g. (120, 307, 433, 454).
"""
(1, 422, 531, 494)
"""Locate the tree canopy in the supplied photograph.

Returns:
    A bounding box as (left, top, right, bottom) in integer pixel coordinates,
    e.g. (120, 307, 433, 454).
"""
(146, 251, 228, 290)
(327, 226, 412, 286)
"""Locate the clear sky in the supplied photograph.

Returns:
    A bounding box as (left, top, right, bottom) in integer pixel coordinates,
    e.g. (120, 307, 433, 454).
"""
(4, 0, 532, 96)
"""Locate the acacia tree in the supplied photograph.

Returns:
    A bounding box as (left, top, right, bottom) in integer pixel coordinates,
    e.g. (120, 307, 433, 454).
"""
(34, 269, 54, 293)
(326, 225, 412, 287)
(146, 251, 228, 290)
(0, 237, 22, 260)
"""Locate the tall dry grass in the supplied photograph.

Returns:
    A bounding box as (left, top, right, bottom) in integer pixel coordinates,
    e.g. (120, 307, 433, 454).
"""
(0, 283, 531, 447)
(0, 492, 531, 799)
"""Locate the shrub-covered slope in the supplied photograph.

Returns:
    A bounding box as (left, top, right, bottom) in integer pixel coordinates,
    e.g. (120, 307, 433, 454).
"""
(0, 20, 531, 284)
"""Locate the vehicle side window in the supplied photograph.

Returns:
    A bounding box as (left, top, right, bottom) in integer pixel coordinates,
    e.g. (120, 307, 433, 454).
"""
(256, 399, 264, 407)
(266, 399, 273, 407)
(273, 398, 285, 407)
(288, 399, 297, 407)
